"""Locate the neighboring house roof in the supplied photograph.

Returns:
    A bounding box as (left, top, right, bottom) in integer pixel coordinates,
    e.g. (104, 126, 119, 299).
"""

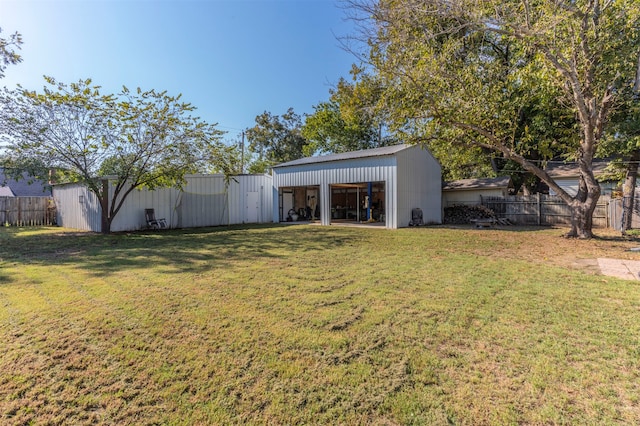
(273, 144, 412, 168)
(544, 160, 611, 178)
(0, 169, 52, 197)
(0, 186, 15, 196)
(443, 176, 513, 191)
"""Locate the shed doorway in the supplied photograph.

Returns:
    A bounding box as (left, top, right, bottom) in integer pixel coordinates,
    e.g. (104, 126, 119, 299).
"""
(246, 191, 259, 223)
(278, 186, 320, 222)
(330, 182, 385, 225)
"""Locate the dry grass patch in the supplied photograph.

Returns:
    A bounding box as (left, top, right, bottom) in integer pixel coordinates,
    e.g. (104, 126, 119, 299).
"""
(1, 224, 640, 424)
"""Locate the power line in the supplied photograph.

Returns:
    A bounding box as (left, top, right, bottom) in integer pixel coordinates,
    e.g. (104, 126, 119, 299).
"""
(217, 125, 246, 132)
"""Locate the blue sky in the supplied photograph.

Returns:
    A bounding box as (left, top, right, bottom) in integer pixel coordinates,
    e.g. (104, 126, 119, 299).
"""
(1, 0, 361, 141)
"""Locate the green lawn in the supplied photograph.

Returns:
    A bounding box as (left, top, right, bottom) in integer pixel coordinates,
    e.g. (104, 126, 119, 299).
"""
(1, 224, 640, 425)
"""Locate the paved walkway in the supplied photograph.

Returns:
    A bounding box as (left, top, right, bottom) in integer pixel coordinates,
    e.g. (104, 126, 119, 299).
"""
(597, 258, 640, 281)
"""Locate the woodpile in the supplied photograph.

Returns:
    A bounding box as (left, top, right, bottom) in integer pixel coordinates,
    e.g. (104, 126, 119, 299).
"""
(444, 204, 496, 224)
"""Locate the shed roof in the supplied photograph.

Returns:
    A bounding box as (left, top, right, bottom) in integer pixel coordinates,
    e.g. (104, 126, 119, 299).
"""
(443, 176, 513, 191)
(273, 144, 411, 169)
(0, 169, 52, 196)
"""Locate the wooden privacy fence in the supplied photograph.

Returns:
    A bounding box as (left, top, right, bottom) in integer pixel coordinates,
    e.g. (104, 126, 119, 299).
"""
(481, 194, 611, 228)
(0, 197, 56, 226)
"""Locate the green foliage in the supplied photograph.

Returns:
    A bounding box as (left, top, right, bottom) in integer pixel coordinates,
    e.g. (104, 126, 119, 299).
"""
(302, 73, 395, 154)
(246, 157, 273, 175)
(0, 77, 233, 232)
(245, 108, 310, 172)
(348, 0, 640, 237)
(2, 225, 640, 423)
(0, 27, 22, 79)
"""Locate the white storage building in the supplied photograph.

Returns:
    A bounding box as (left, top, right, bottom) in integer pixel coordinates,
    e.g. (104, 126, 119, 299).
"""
(53, 174, 273, 232)
(271, 144, 442, 229)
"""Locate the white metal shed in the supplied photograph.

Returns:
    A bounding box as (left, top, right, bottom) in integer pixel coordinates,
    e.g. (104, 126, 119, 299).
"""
(272, 144, 442, 229)
(53, 174, 273, 232)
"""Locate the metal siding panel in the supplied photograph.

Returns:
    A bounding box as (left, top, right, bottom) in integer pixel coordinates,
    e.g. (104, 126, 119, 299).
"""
(320, 183, 331, 225)
(258, 175, 273, 223)
(273, 186, 280, 223)
(181, 175, 228, 227)
(110, 184, 179, 232)
(549, 179, 579, 197)
(274, 156, 396, 188)
(53, 184, 102, 232)
(387, 166, 397, 229)
(226, 175, 272, 224)
(395, 146, 442, 227)
(228, 178, 242, 224)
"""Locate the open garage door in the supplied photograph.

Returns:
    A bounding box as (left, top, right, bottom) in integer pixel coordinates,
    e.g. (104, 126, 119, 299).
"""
(329, 182, 385, 226)
(278, 186, 321, 222)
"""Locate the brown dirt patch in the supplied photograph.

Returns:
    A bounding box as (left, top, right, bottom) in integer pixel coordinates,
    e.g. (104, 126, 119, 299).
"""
(459, 225, 640, 273)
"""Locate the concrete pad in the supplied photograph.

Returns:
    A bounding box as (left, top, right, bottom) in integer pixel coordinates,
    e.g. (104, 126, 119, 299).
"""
(597, 258, 640, 281)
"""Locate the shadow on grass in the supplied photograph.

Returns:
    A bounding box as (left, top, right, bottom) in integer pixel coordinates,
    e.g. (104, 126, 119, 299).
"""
(0, 224, 358, 280)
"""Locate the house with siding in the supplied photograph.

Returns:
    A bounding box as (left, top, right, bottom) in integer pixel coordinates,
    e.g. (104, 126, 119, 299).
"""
(442, 176, 514, 207)
(545, 160, 622, 196)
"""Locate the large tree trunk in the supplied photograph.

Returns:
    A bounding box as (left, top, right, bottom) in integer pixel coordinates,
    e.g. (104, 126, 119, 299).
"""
(621, 149, 640, 234)
(102, 217, 112, 234)
(564, 157, 601, 239)
(567, 199, 598, 238)
(99, 179, 111, 234)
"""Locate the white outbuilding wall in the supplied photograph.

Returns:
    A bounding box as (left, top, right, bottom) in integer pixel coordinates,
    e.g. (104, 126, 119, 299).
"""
(53, 174, 273, 232)
(272, 144, 442, 229)
(395, 145, 443, 226)
(52, 182, 103, 231)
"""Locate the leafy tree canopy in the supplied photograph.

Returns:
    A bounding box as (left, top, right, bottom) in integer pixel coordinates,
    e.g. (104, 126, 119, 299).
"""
(0, 27, 22, 79)
(346, 0, 640, 237)
(245, 108, 309, 172)
(302, 71, 396, 155)
(0, 77, 232, 233)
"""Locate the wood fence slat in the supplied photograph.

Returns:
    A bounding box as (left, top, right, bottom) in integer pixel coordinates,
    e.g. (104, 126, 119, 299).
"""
(482, 195, 610, 227)
(0, 196, 56, 227)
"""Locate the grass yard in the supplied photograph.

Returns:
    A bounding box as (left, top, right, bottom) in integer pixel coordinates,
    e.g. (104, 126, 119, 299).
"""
(1, 224, 640, 425)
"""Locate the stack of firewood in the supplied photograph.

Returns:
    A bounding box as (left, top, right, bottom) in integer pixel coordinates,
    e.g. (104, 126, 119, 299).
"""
(444, 204, 496, 224)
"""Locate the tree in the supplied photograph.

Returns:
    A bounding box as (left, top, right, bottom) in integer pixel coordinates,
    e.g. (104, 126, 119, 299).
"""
(245, 108, 309, 172)
(347, 0, 640, 238)
(0, 27, 22, 79)
(302, 73, 395, 154)
(0, 77, 231, 233)
(600, 57, 640, 234)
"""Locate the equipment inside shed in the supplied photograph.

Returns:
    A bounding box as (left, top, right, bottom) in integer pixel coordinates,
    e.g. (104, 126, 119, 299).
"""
(330, 182, 385, 223)
(279, 181, 385, 224)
